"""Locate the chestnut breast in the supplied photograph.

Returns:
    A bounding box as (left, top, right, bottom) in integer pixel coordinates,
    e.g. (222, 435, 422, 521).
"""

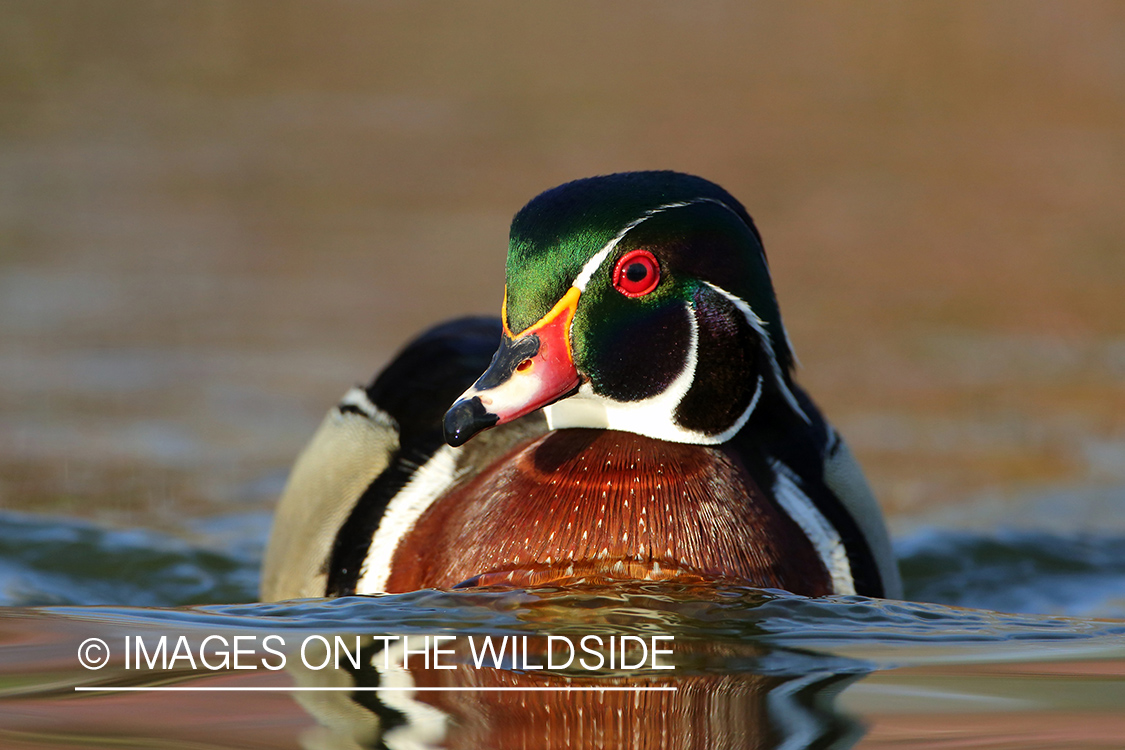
(385, 429, 831, 593)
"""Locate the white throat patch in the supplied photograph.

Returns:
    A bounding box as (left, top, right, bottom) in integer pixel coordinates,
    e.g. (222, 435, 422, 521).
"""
(544, 299, 766, 445)
(545, 301, 702, 442)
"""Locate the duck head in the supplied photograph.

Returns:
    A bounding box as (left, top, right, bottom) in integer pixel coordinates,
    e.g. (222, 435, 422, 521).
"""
(443, 171, 807, 447)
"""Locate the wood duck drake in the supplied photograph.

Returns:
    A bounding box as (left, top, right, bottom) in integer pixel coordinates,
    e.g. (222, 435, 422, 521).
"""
(261, 171, 901, 601)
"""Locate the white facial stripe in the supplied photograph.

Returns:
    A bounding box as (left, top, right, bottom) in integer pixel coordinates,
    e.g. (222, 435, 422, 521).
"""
(572, 199, 729, 291)
(708, 374, 764, 443)
(769, 459, 856, 595)
(357, 445, 461, 594)
(572, 215, 648, 292)
(704, 282, 809, 424)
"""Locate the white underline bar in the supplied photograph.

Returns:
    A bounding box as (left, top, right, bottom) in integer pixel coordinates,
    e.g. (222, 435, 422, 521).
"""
(75, 686, 678, 693)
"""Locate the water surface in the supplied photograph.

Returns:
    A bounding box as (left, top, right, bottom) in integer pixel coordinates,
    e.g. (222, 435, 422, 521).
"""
(1, 510, 1123, 749)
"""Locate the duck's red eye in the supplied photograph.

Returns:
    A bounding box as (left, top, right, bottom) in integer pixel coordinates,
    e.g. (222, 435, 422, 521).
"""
(612, 249, 660, 297)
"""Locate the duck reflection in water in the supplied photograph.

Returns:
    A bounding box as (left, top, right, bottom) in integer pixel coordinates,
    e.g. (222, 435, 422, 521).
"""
(261, 173, 895, 747)
(285, 588, 865, 750)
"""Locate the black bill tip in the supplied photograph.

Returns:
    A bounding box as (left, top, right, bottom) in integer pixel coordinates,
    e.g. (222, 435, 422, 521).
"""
(443, 396, 499, 447)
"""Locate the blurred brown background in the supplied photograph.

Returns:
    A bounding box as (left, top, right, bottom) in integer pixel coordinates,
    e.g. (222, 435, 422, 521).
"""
(1, 1, 1122, 534)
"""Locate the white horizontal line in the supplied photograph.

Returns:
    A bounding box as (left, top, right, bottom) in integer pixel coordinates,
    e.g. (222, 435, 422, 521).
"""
(75, 686, 678, 693)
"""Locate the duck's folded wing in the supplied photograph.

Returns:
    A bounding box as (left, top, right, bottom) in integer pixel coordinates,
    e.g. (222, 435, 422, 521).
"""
(260, 385, 395, 601)
(820, 430, 902, 599)
(260, 317, 547, 601)
(742, 384, 902, 600)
